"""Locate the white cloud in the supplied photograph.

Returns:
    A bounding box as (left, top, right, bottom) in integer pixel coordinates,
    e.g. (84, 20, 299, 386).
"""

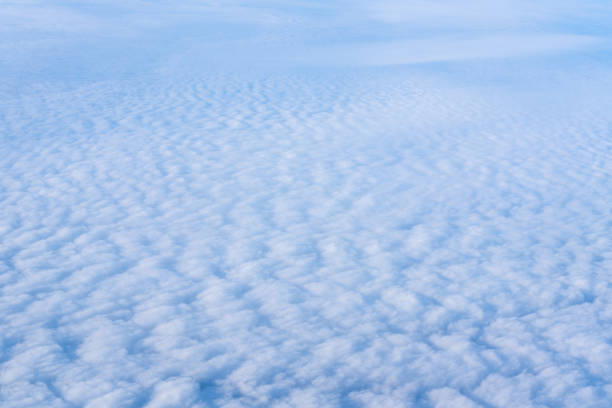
(297, 34, 602, 66)
(1, 1, 612, 407)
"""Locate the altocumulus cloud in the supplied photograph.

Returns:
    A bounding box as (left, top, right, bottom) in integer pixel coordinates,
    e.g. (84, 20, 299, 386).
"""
(1, 1, 612, 407)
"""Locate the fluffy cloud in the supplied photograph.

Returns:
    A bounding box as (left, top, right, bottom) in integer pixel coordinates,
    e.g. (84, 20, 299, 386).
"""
(1, 1, 612, 407)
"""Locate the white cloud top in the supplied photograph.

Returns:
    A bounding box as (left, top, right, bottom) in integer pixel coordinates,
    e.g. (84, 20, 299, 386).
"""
(1, 1, 612, 407)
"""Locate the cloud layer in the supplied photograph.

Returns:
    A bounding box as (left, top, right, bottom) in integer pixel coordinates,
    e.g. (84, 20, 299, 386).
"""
(1, 1, 612, 407)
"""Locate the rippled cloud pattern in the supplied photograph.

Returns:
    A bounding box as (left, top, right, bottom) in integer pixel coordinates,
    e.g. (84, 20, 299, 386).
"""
(1, 1, 612, 407)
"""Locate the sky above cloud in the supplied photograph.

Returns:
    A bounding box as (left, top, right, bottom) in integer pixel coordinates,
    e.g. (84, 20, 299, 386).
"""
(2, 0, 611, 71)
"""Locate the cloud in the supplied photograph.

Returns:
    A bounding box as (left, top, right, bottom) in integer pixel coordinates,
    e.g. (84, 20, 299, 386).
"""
(296, 34, 602, 67)
(1, 1, 612, 407)
(360, 0, 612, 29)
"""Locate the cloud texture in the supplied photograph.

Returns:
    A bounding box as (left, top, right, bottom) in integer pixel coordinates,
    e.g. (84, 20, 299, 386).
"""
(1, 1, 612, 407)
